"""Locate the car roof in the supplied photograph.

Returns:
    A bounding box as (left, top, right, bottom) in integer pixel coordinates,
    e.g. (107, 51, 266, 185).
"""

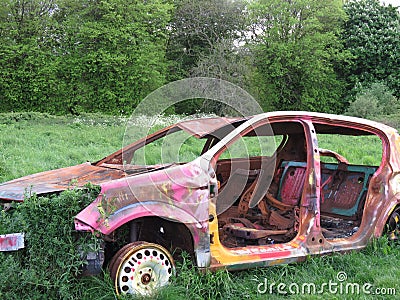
(174, 112, 397, 137)
(176, 116, 249, 138)
(264, 111, 397, 135)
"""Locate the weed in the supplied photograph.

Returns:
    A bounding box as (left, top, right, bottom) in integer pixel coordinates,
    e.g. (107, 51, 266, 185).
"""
(0, 186, 101, 299)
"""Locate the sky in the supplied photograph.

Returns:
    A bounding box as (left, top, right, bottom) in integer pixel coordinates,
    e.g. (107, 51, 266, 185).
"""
(380, 0, 400, 6)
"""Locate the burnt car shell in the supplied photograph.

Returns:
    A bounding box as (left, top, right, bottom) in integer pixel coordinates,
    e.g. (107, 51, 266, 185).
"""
(1, 112, 400, 295)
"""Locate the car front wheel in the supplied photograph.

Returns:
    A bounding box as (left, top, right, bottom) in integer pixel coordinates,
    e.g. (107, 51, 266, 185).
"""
(109, 241, 175, 295)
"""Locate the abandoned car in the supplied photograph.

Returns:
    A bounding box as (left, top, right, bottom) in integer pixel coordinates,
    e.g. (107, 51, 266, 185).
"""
(1, 111, 400, 295)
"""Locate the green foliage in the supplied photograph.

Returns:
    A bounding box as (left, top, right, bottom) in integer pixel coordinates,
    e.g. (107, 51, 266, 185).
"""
(191, 39, 256, 115)
(0, 0, 173, 115)
(54, 0, 173, 114)
(166, 0, 248, 114)
(318, 134, 382, 166)
(346, 81, 399, 118)
(342, 0, 400, 98)
(250, 0, 350, 113)
(0, 112, 54, 124)
(0, 1, 69, 113)
(0, 0, 398, 116)
(166, 0, 247, 79)
(374, 112, 400, 129)
(0, 186, 101, 299)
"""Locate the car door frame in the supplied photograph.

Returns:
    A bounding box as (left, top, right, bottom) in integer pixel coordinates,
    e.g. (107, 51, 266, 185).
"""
(203, 116, 323, 270)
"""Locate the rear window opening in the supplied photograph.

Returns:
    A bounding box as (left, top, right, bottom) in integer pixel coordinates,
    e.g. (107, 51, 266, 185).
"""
(316, 132, 383, 239)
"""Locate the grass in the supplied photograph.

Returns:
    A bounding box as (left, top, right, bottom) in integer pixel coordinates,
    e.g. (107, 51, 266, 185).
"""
(0, 113, 126, 182)
(317, 134, 382, 166)
(0, 112, 399, 299)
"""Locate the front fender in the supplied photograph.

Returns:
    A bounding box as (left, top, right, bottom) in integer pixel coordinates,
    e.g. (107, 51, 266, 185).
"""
(74, 200, 211, 268)
(106, 201, 204, 233)
(75, 200, 206, 232)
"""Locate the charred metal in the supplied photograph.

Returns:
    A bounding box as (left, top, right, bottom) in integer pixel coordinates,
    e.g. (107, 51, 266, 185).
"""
(1, 111, 400, 296)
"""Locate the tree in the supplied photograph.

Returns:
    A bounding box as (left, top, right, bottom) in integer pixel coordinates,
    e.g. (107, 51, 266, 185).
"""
(250, 0, 350, 112)
(166, 0, 248, 114)
(0, 0, 58, 112)
(345, 81, 399, 118)
(53, 0, 173, 114)
(190, 38, 256, 115)
(342, 0, 400, 98)
(166, 0, 248, 79)
(0, 0, 173, 114)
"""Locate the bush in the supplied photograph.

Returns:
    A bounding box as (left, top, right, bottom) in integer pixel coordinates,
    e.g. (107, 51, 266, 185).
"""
(0, 186, 100, 299)
(346, 81, 399, 118)
(373, 112, 400, 129)
(0, 112, 54, 125)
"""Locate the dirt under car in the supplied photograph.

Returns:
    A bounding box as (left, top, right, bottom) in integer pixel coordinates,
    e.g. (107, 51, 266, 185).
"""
(1, 111, 400, 295)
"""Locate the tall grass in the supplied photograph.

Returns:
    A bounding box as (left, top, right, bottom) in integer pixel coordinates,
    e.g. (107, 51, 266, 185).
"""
(0, 113, 126, 182)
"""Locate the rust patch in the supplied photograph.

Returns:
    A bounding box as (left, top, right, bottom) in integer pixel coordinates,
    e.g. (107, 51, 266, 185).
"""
(0, 163, 125, 201)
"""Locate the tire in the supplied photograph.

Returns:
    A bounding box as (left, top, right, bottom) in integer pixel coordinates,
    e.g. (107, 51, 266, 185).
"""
(387, 208, 400, 242)
(109, 241, 175, 295)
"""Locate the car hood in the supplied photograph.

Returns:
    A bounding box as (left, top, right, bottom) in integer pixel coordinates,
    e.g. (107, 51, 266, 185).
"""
(0, 162, 126, 201)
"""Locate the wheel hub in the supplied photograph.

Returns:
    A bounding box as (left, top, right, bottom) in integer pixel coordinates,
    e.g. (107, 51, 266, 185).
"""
(141, 272, 152, 285)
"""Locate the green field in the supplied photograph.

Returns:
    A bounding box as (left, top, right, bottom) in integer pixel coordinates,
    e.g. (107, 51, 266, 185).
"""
(0, 113, 399, 299)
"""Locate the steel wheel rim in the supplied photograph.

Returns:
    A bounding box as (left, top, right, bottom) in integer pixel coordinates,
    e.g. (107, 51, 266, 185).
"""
(114, 243, 175, 295)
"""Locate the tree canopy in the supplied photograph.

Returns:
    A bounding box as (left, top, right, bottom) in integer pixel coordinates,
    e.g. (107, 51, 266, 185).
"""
(249, 0, 350, 112)
(0, 0, 398, 115)
(0, 0, 172, 114)
(342, 0, 400, 98)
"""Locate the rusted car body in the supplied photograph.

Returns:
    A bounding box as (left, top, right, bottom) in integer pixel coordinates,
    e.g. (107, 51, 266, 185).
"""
(1, 112, 400, 295)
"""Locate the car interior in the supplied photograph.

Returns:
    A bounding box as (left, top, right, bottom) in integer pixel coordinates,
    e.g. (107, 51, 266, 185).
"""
(210, 121, 382, 248)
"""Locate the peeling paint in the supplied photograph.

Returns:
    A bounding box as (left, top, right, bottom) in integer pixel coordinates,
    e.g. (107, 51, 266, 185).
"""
(1, 112, 400, 273)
